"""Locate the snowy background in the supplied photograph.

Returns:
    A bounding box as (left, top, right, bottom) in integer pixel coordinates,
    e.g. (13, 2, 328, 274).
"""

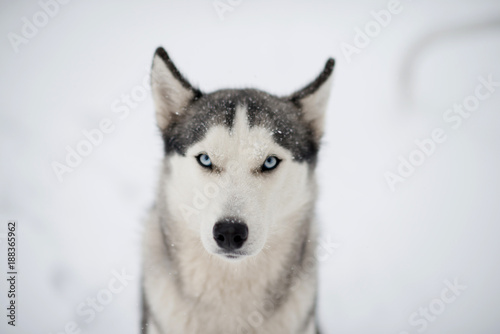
(1, 0, 500, 333)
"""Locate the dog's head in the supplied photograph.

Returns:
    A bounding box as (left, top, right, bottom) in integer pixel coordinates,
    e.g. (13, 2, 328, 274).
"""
(151, 47, 334, 261)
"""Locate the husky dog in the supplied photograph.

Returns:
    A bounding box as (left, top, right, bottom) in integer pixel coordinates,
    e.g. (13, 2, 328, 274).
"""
(141, 47, 334, 334)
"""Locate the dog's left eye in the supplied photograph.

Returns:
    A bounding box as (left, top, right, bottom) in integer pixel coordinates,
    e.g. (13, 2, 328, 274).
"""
(197, 154, 212, 169)
(262, 156, 281, 171)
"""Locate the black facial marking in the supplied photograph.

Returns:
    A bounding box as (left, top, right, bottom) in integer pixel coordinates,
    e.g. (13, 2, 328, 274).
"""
(162, 90, 237, 155)
(162, 89, 320, 164)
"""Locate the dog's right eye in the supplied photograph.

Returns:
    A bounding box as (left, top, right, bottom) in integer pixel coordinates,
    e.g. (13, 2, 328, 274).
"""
(196, 154, 212, 169)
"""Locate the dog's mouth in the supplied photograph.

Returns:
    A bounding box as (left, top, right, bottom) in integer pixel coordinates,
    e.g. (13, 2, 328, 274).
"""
(216, 250, 247, 261)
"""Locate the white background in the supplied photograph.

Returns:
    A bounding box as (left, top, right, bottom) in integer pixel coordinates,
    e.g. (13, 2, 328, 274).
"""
(1, 0, 500, 333)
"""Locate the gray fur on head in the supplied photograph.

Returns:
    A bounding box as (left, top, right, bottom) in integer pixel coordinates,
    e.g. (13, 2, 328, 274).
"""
(151, 47, 334, 164)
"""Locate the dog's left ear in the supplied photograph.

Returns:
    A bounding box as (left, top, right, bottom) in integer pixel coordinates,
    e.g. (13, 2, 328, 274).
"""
(288, 58, 335, 140)
(151, 47, 202, 131)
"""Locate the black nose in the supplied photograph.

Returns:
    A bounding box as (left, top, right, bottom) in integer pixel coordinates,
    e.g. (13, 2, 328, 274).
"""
(213, 218, 248, 251)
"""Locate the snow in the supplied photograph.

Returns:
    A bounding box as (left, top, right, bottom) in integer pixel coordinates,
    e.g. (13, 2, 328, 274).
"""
(1, 0, 500, 333)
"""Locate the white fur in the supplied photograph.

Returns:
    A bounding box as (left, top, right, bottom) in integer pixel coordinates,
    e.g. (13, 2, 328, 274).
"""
(142, 105, 320, 333)
(168, 106, 311, 259)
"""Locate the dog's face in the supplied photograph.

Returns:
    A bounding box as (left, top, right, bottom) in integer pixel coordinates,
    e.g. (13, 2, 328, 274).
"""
(151, 48, 334, 261)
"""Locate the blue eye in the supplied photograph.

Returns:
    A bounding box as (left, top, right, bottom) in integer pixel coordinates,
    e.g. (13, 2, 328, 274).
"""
(197, 154, 212, 168)
(262, 156, 280, 171)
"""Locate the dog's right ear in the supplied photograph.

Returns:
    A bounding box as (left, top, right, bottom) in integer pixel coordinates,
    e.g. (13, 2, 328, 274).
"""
(151, 47, 202, 131)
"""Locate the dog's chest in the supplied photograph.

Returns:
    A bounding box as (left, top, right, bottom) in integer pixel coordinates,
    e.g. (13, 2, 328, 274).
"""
(148, 254, 294, 333)
(158, 276, 282, 333)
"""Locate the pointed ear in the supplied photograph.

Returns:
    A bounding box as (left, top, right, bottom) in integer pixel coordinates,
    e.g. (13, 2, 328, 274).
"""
(151, 47, 202, 131)
(289, 58, 335, 140)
